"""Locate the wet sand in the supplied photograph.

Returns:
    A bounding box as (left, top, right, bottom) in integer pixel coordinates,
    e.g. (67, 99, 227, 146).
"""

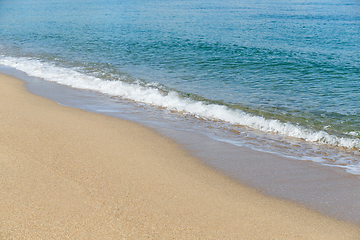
(1, 73, 360, 239)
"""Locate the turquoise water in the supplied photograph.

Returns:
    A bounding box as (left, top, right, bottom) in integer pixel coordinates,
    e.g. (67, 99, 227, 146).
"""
(0, 0, 359, 172)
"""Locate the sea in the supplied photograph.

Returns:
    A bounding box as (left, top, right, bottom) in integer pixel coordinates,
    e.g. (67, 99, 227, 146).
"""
(1, 0, 360, 180)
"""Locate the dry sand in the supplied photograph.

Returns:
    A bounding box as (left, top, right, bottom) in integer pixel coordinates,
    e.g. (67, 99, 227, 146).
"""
(0, 73, 359, 239)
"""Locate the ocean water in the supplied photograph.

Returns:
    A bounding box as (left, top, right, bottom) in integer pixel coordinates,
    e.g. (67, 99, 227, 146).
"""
(0, 0, 359, 173)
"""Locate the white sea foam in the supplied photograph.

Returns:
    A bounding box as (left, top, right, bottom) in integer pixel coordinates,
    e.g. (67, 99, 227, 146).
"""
(1, 56, 360, 151)
(348, 131, 360, 137)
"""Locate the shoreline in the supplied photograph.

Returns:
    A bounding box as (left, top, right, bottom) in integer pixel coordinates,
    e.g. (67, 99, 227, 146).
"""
(5, 64, 360, 225)
(1, 73, 360, 238)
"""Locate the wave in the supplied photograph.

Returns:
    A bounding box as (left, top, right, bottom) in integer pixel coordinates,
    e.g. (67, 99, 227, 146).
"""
(1, 55, 360, 150)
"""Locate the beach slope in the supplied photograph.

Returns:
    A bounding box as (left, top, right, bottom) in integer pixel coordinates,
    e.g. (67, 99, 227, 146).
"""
(0, 73, 359, 239)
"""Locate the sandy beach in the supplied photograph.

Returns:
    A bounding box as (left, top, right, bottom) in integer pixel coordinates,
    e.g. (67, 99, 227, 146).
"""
(1, 73, 359, 239)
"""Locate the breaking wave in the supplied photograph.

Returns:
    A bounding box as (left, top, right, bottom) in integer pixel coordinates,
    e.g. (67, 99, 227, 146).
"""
(1, 56, 359, 151)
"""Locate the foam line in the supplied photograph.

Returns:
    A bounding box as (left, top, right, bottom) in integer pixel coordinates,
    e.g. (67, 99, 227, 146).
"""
(1, 56, 359, 150)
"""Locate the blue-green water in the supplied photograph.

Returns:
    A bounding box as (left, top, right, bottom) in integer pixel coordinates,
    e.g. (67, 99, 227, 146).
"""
(0, 0, 359, 172)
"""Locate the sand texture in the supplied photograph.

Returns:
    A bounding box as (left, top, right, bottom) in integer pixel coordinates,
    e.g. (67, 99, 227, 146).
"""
(1, 73, 359, 239)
